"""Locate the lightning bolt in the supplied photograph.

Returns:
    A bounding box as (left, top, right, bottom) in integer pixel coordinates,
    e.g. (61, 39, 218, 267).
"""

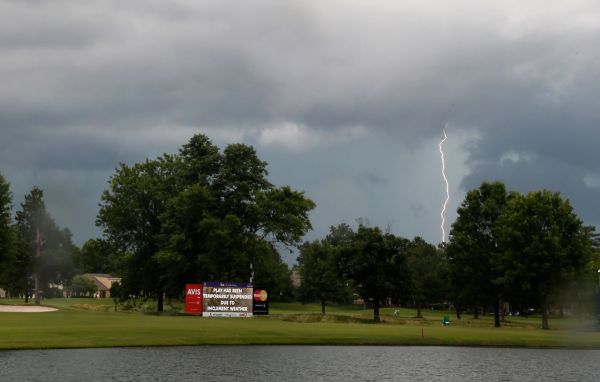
(439, 125, 450, 243)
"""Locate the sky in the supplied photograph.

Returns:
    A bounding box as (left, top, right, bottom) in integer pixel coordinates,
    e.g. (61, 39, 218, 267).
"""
(1, 0, 600, 263)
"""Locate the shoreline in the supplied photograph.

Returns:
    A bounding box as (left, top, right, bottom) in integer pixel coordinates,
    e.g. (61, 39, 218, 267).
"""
(2, 342, 600, 352)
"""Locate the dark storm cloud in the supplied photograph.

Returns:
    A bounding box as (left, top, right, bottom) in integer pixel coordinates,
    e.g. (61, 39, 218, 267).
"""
(462, 154, 600, 226)
(1, 0, 600, 243)
(4, 0, 593, 140)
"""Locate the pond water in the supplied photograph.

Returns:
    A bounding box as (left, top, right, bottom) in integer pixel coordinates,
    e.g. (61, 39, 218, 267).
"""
(0, 346, 598, 381)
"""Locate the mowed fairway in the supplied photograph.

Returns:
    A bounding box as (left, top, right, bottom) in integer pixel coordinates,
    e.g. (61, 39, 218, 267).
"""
(1, 299, 599, 350)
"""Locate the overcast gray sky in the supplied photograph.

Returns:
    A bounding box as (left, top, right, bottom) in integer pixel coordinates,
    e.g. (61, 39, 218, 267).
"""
(1, 0, 599, 262)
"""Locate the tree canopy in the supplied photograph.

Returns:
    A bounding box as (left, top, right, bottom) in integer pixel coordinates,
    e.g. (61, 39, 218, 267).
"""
(297, 238, 352, 314)
(10, 187, 79, 302)
(0, 174, 15, 290)
(446, 182, 594, 329)
(97, 134, 315, 311)
(338, 226, 409, 322)
(496, 190, 593, 329)
(446, 181, 510, 326)
(405, 237, 448, 318)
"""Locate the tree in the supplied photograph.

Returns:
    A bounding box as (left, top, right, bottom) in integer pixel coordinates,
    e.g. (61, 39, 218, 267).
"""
(251, 241, 294, 302)
(97, 156, 180, 312)
(406, 237, 448, 318)
(97, 134, 315, 312)
(80, 238, 120, 275)
(496, 190, 593, 329)
(0, 174, 15, 288)
(14, 187, 44, 302)
(446, 181, 511, 327)
(339, 226, 408, 322)
(326, 223, 355, 246)
(15, 187, 79, 303)
(110, 281, 123, 311)
(70, 275, 98, 296)
(253, 186, 315, 246)
(2, 232, 32, 299)
(297, 240, 351, 314)
(213, 143, 271, 221)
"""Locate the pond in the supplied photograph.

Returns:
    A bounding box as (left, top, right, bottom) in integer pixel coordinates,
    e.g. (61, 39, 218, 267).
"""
(1, 346, 598, 381)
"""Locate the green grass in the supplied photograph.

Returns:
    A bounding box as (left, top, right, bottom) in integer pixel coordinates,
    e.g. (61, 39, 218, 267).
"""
(1, 298, 599, 350)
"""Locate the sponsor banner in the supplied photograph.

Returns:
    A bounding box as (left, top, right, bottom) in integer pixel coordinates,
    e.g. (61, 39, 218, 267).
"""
(253, 288, 269, 315)
(202, 281, 253, 317)
(184, 284, 203, 315)
(204, 281, 253, 288)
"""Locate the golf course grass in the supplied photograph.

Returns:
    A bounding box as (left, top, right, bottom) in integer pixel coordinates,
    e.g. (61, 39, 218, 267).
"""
(1, 298, 599, 350)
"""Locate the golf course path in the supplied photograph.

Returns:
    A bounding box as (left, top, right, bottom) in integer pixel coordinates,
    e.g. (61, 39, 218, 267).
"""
(0, 305, 58, 313)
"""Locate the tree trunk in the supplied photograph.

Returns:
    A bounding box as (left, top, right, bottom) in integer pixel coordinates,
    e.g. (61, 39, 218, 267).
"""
(494, 298, 501, 327)
(34, 273, 40, 305)
(373, 298, 381, 323)
(541, 298, 549, 330)
(321, 299, 326, 315)
(416, 301, 422, 319)
(473, 306, 479, 319)
(157, 291, 164, 313)
(34, 227, 41, 305)
(455, 304, 462, 320)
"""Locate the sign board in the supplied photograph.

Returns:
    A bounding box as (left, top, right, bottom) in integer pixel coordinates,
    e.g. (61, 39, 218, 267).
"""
(184, 284, 203, 315)
(202, 281, 253, 317)
(252, 288, 269, 315)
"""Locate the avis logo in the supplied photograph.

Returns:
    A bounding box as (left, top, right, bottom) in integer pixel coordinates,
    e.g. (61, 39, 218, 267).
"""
(187, 288, 202, 295)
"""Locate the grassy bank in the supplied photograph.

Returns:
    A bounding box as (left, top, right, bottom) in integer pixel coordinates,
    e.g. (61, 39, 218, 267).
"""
(1, 298, 599, 350)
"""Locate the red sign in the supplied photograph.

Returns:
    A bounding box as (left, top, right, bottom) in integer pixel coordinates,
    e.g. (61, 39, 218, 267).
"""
(253, 289, 268, 302)
(185, 284, 203, 315)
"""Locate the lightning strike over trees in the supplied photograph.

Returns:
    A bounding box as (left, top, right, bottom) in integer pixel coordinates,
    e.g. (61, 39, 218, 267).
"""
(439, 126, 450, 243)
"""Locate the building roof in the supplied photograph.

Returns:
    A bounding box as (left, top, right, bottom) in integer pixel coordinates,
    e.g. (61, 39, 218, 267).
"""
(82, 273, 121, 291)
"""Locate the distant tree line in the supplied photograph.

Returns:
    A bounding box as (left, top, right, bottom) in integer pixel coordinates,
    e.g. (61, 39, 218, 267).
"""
(1, 136, 598, 328)
(0, 135, 315, 308)
(297, 182, 599, 329)
(447, 182, 598, 329)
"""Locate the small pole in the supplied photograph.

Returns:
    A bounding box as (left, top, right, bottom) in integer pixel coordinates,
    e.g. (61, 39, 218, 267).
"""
(421, 328, 424, 338)
(34, 227, 41, 305)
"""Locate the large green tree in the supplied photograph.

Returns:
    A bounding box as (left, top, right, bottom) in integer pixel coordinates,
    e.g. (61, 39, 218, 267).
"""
(338, 226, 408, 322)
(446, 181, 511, 327)
(0, 174, 15, 290)
(496, 190, 593, 329)
(406, 237, 448, 318)
(14, 187, 78, 303)
(297, 239, 352, 314)
(97, 155, 182, 311)
(1, 232, 32, 298)
(97, 134, 315, 311)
